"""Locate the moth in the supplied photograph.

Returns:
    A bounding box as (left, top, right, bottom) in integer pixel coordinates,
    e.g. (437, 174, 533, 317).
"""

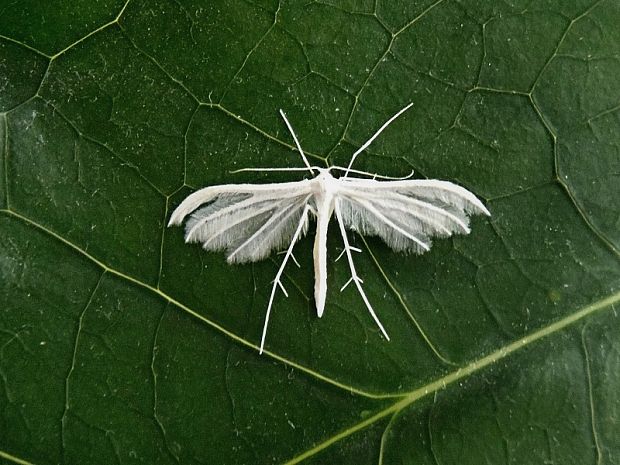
(168, 104, 490, 353)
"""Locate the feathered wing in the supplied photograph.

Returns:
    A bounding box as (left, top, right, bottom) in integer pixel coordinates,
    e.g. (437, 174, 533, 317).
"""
(168, 180, 313, 264)
(336, 178, 490, 253)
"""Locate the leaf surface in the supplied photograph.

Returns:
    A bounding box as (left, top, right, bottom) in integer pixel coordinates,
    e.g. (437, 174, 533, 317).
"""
(1, 1, 619, 464)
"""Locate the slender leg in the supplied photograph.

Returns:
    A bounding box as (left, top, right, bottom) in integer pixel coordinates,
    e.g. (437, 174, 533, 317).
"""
(334, 200, 390, 341)
(328, 166, 415, 180)
(260, 205, 311, 354)
(230, 167, 318, 174)
(344, 102, 414, 177)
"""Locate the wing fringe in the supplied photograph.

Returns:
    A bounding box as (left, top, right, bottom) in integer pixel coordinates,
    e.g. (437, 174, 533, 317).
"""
(169, 182, 313, 264)
(338, 179, 489, 253)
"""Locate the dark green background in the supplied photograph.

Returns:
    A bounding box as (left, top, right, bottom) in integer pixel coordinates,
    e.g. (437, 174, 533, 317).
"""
(1, 0, 619, 464)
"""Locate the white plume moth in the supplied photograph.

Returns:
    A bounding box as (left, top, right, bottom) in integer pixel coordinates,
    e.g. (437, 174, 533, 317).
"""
(168, 104, 490, 353)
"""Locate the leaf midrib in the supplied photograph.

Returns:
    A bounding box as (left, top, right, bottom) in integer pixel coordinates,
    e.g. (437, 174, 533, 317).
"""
(3, 207, 618, 403)
(282, 290, 620, 464)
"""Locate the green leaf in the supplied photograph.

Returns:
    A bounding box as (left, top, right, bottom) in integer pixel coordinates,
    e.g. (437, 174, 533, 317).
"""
(1, 1, 619, 464)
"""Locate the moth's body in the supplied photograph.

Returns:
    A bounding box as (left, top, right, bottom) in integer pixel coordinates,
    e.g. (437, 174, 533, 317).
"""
(309, 169, 338, 317)
(168, 104, 491, 353)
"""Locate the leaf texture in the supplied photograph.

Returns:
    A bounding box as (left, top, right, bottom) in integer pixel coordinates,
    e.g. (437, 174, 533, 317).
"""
(0, 1, 619, 464)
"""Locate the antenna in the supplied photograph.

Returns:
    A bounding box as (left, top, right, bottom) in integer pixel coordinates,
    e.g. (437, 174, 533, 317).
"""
(279, 109, 315, 175)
